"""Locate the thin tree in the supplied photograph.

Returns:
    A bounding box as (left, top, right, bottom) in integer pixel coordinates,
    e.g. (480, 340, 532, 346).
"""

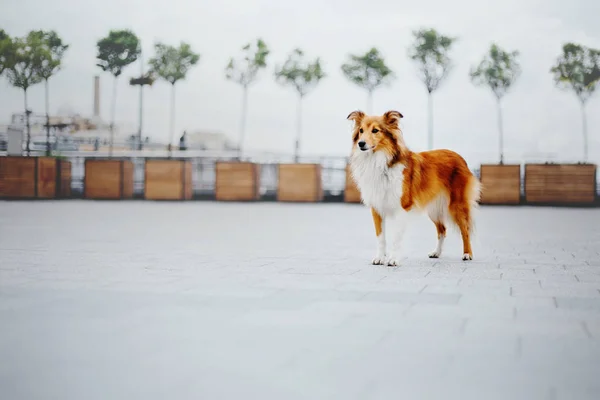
(33, 30, 69, 156)
(96, 29, 140, 156)
(148, 41, 200, 156)
(6, 31, 45, 156)
(341, 47, 394, 113)
(274, 48, 326, 161)
(225, 39, 270, 158)
(408, 28, 456, 150)
(470, 43, 521, 164)
(550, 43, 600, 162)
(129, 48, 155, 150)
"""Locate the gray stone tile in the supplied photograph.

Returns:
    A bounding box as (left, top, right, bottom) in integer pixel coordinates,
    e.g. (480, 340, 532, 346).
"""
(555, 296, 600, 311)
(2, 201, 600, 400)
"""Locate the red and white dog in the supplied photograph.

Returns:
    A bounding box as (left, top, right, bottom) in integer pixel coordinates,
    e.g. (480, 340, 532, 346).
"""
(347, 110, 481, 266)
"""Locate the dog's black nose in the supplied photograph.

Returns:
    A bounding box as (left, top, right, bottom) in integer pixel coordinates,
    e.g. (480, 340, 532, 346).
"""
(358, 141, 366, 149)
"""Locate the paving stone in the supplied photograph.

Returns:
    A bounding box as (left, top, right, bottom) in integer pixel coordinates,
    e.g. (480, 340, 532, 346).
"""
(503, 269, 538, 280)
(555, 296, 600, 311)
(2, 201, 600, 400)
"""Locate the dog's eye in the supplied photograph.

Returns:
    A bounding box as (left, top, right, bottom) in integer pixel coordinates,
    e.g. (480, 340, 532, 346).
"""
(359, 128, 364, 133)
(372, 128, 379, 134)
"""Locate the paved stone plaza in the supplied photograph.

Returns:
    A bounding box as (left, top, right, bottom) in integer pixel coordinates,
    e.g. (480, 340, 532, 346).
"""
(1, 201, 599, 400)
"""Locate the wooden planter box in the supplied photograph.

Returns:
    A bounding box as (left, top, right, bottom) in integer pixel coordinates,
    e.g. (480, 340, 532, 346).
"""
(58, 159, 72, 198)
(479, 164, 521, 205)
(144, 159, 193, 200)
(525, 163, 597, 204)
(344, 164, 361, 203)
(215, 161, 260, 201)
(277, 163, 323, 202)
(84, 159, 134, 199)
(0, 156, 72, 199)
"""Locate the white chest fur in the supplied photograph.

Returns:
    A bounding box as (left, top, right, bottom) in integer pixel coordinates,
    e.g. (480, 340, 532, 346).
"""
(349, 151, 405, 217)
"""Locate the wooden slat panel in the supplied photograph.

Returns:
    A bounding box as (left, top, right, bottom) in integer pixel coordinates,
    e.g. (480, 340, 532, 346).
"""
(184, 162, 193, 200)
(215, 162, 260, 201)
(145, 160, 185, 200)
(479, 164, 521, 204)
(277, 164, 323, 202)
(121, 161, 134, 199)
(37, 157, 57, 198)
(84, 160, 123, 199)
(59, 160, 72, 198)
(344, 164, 361, 203)
(525, 164, 596, 204)
(0, 157, 36, 198)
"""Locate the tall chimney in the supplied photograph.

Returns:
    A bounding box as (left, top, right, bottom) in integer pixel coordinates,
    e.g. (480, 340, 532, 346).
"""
(93, 76, 100, 117)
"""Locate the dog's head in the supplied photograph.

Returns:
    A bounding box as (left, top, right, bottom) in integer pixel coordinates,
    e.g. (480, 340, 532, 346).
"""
(347, 110, 404, 155)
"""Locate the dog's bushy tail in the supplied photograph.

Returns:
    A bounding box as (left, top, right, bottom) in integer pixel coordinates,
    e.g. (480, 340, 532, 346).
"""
(466, 174, 481, 234)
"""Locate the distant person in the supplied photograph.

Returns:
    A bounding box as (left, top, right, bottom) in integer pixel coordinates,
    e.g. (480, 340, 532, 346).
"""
(93, 137, 99, 151)
(179, 131, 187, 151)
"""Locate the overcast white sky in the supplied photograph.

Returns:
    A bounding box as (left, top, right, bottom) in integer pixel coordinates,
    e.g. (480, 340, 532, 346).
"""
(1, 0, 599, 166)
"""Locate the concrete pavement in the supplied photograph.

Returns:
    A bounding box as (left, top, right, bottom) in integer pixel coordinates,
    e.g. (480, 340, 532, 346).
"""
(1, 201, 599, 399)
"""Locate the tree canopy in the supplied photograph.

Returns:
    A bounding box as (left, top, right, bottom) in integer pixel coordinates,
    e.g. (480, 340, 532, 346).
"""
(550, 43, 600, 104)
(31, 30, 69, 81)
(148, 42, 200, 85)
(225, 38, 269, 88)
(340, 47, 394, 93)
(5, 31, 46, 91)
(470, 43, 521, 99)
(96, 29, 140, 77)
(274, 48, 325, 97)
(408, 28, 456, 93)
(0, 29, 15, 76)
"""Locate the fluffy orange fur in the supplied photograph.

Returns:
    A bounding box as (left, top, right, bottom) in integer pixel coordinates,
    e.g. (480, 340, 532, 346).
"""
(348, 110, 481, 260)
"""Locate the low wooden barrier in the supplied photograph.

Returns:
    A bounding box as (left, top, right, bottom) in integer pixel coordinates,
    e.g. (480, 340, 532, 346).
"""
(277, 164, 323, 202)
(58, 159, 71, 198)
(0, 156, 72, 199)
(525, 163, 597, 205)
(344, 165, 361, 203)
(84, 159, 134, 199)
(144, 159, 193, 200)
(215, 161, 260, 201)
(479, 164, 521, 205)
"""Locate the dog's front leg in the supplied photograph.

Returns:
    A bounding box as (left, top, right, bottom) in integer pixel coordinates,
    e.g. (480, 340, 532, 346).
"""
(371, 208, 387, 265)
(386, 210, 409, 267)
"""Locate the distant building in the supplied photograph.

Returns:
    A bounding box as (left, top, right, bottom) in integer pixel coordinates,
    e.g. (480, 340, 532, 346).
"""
(186, 131, 238, 151)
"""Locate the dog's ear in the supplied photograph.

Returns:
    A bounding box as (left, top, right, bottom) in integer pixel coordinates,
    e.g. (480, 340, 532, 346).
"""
(347, 110, 365, 123)
(383, 110, 403, 126)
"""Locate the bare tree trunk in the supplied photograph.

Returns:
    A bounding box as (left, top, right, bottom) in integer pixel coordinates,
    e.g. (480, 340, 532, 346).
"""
(45, 78, 51, 157)
(496, 96, 504, 165)
(366, 90, 373, 114)
(169, 82, 176, 158)
(238, 85, 248, 159)
(24, 88, 31, 156)
(581, 100, 588, 162)
(427, 91, 433, 150)
(137, 51, 144, 151)
(109, 76, 118, 157)
(294, 93, 303, 163)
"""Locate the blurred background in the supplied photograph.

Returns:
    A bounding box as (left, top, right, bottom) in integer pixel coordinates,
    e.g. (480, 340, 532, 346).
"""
(1, 0, 598, 171)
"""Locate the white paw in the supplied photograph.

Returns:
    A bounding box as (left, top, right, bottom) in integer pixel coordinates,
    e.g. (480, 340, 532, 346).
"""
(462, 253, 473, 261)
(428, 250, 441, 259)
(372, 255, 387, 265)
(387, 258, 400, 267)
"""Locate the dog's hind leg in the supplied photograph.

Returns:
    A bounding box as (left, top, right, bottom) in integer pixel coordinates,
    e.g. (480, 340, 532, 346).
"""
(426, 196, 448, 259)
(449, 200, 473, 261)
